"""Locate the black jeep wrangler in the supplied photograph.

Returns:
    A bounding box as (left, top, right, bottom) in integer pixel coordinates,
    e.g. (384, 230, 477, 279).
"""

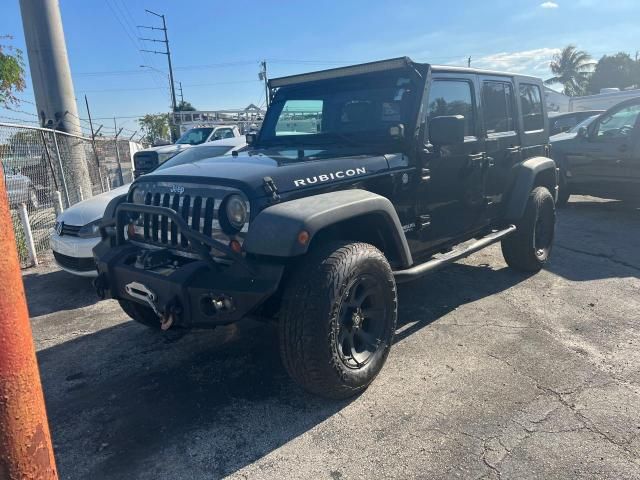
(93, 57, 558, 399)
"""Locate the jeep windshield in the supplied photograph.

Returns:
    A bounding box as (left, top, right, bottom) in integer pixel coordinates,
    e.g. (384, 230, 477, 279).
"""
(257, 70, 421, 151)
(175, 127, 214, 145)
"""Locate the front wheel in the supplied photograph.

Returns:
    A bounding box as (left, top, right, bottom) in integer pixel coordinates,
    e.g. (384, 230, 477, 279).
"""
(501, 186, 555, 272)
(279, 241, 397, 399)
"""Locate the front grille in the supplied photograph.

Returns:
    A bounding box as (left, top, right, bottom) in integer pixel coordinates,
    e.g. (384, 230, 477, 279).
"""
(53, 251, 96, 272)
(60, 223, 81, 236)
(129, 183, 249, 257)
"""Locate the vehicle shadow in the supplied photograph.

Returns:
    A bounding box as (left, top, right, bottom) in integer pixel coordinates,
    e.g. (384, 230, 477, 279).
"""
(23, 268, 101, 317)
(551, 197, 640, 281)
(37, 262, 531, 480)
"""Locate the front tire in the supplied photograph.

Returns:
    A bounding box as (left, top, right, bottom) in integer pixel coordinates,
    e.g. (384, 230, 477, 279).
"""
(501, 186, 555, 272)
(279, 241, 397, 399)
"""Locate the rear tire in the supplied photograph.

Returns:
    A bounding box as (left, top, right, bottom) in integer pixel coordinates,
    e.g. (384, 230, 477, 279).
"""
(118, 299, 161, 329)
(279, 241, 397, 399)
(502, 186, 555, 272)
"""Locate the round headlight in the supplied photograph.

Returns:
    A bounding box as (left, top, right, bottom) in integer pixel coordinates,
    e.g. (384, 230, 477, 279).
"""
(223, 194, 248, 232)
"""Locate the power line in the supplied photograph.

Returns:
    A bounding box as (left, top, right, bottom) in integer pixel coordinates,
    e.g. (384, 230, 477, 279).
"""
(78, 79, 260, 94)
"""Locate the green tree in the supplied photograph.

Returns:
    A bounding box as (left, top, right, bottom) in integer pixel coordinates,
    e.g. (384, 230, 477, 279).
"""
(545, 45, 594, 96)
(0, 36, 26, 107)
(176, 100, 196, 111)
(586, 52, 640, 94)
(138, 113, 170, 144)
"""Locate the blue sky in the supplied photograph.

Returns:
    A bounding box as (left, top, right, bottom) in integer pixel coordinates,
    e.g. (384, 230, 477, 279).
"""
(1, 0, 639, 134)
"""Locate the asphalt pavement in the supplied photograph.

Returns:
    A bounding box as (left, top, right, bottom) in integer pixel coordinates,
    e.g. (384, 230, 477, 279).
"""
(24, 195, 640, 479)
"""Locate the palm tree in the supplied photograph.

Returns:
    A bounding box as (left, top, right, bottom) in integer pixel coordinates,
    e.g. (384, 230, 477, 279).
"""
(545, 45, 594, 96)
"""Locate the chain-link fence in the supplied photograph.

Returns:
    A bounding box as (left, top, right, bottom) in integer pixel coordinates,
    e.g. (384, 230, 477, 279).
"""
(0, 122, 142, 268)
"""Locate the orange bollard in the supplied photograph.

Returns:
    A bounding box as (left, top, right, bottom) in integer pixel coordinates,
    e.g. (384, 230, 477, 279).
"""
(0, 171, 57, 478)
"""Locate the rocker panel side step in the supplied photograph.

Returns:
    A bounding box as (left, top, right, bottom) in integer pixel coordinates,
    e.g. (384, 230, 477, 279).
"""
(393, 225, 516, 284)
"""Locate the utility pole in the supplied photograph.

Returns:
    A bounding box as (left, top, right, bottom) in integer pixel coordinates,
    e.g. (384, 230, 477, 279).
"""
(19, 0, 92, 203)
(178, 82, 184, 104)
(138, 9, 178, 140)
(259, 60, 269, 107)
(467, 56, 472, 68)
(113, 118, 125, 186)
(84, 95, 105, 192)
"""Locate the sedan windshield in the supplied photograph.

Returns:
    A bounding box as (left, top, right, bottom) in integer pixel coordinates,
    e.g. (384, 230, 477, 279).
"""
(155, 145, 233, 171)
(257, 69, 420, 150)
(175, 127, 214, 145)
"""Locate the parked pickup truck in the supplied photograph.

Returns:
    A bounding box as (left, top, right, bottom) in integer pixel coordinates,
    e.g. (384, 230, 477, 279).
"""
(93, 57, 558, 399)
(133, 125, 241, 177)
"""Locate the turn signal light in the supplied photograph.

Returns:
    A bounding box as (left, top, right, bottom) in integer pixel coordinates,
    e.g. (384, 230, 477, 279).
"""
(297, 230, 310, 245)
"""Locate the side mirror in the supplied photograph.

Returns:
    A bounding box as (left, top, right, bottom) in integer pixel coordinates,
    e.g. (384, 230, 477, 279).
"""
(245, 133, 257, 145)
(577, 126, 588, 138)
(389, 123, 405, 139)
(429, 115, 465, 146)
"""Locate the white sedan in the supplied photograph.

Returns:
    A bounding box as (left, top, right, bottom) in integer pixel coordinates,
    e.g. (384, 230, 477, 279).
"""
(50, 137, 248, 276)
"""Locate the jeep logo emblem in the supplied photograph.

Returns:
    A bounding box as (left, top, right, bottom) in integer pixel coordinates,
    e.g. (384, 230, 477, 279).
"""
(170, 184, 185, 194)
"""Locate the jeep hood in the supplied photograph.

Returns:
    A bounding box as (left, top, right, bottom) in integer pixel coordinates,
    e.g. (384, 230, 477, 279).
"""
(135, 151, 394, 198)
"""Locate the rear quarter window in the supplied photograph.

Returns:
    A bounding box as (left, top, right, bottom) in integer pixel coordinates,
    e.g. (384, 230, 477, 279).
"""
(519, 84, 544, 132)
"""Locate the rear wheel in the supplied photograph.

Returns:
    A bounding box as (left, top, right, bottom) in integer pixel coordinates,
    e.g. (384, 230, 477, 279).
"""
(118, 299, 161, 329)
(279, 241, 397, 399)
(502, 186, 555, 272)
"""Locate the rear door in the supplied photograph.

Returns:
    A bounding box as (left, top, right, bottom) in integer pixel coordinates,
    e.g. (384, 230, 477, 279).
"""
(479, 76, 520, 220)
(413, 73, 487, 257)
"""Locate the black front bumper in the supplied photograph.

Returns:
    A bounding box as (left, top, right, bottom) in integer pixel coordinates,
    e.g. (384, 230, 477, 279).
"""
(93, 202, 284, 328)
(94, 242, 284, 328)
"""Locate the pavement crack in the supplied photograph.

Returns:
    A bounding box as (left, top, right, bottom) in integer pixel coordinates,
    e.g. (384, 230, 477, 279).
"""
(556, 244, 640, 272)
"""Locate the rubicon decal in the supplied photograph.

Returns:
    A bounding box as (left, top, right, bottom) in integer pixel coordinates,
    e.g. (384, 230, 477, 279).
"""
(294, 167, 367, 187)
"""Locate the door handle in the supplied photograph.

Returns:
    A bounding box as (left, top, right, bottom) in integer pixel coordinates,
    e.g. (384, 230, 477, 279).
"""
(506, 146, 522, 154)
(468, 153, 484, 161)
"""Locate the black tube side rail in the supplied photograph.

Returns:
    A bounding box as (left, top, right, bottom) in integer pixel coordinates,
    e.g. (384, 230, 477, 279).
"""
(115, 202, 254, 275)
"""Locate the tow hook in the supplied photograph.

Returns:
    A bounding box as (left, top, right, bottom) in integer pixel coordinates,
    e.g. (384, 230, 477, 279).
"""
(160, 299, 183, 331)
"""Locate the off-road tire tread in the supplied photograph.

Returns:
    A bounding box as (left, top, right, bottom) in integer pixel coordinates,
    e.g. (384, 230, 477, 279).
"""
(279, 241, 397, 399)
(502, 186, 555, 272)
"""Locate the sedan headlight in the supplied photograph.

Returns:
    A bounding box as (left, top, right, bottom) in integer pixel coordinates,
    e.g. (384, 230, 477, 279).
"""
(77, 220, 102, 238)
(220, 194, 248, 233)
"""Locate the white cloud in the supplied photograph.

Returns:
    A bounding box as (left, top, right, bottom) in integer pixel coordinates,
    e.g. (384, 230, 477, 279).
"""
(540, 1, 559, 8)
(473, 48, 560, 77)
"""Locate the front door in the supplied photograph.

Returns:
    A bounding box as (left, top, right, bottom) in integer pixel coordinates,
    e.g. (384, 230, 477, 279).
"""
(571, 102, 640, 197)
(411, 75, 487, 258)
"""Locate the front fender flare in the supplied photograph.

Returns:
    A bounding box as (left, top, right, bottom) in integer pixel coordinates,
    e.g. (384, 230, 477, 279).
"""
(505, 156, 558, 221)
(243, 189, 413, 268)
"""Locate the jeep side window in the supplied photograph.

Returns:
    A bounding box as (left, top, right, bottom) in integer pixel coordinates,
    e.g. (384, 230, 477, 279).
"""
(427, 80, 475, 137)
(482, 81, 516, 134)
(519, 84, 544, 132)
